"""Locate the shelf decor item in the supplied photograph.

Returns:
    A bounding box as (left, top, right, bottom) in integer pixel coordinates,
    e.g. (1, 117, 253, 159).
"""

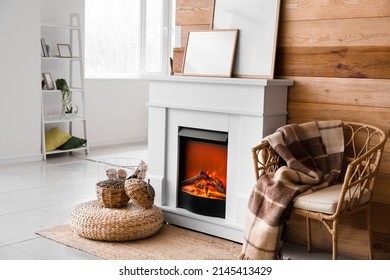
(57, 43, 72, 58)
(42, 73, 55, 90)
(40, 38, 49, 57)
(63, 102, 78, 119)
(55, 78, 78, 118)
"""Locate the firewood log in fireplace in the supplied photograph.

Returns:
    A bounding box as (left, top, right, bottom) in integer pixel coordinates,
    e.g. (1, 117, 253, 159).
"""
(180, 170, 226, 200)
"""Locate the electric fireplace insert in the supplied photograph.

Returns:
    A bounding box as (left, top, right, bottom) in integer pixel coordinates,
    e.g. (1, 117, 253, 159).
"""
(177, 127, 228, 218)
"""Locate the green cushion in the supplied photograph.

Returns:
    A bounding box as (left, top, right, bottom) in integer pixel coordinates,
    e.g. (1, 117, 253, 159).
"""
(45, 127, 71, 152)
(58, 136, 87, 150)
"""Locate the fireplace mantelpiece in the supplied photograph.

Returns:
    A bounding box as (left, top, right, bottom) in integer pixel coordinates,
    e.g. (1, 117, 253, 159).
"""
(147, 76, 293, 243)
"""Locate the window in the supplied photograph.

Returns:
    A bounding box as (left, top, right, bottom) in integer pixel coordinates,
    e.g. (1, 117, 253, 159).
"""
(145, 0, 163, 73)
(85, 0, 170, 78)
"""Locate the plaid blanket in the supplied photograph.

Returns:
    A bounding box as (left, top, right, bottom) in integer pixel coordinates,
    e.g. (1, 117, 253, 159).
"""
(239, 120, 344, 260)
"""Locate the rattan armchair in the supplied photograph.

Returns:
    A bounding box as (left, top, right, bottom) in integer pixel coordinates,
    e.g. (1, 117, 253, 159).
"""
(251, 121, 387, 260)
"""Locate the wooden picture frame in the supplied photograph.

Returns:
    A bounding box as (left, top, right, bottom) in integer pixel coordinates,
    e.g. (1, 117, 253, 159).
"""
(182, 29, 239, 78)
(212, 0, 281, 78)
(42, 73, 55, 90)
(57, 43, 72, 58)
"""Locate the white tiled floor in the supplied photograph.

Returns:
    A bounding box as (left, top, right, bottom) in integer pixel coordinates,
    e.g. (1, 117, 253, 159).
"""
(0, 143, 348, 260)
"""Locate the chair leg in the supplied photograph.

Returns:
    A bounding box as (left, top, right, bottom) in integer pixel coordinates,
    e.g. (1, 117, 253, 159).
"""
(306, 216, 312, 252)
(367, 206, 373, 260)
(332, 220, 338, 260)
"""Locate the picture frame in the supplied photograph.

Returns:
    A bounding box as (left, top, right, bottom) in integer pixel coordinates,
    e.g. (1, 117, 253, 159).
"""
(212, 0, 281, 78)
(57, 43, 72, 58)
(182, 29, 239, 78)
(41, 38, 49, 57)
(42, 73, 55, 90)
(41, 76, 45, 89)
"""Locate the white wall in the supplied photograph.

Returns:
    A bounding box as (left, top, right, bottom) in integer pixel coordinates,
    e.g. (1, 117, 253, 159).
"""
(85, 78, 149, 147)
(0, 0, 41, 163)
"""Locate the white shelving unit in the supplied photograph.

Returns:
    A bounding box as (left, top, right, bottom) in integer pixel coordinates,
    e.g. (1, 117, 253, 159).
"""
(41, 13, 89, 160)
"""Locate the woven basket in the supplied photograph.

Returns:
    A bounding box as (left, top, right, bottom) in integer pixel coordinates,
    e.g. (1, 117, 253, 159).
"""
(70, 200, 164, 241)
(125, 179, 155, 209)
(96, 179, 129, 208)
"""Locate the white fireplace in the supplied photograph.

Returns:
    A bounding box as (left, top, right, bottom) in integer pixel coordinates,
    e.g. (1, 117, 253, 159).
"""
(147, 76, 293, 243)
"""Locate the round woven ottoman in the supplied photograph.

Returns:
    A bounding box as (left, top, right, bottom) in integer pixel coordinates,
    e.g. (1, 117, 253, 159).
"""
(70, 200, 164, 241)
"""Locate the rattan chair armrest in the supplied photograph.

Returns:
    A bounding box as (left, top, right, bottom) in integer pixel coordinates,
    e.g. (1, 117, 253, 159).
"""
(252, 140, 281, 180)
(335, 137, 386, 215)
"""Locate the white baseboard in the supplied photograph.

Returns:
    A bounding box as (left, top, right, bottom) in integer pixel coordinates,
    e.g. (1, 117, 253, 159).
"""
(0, 137, 148, 165)
(0, 154, 42, 165)
(88, 136, 148, 148)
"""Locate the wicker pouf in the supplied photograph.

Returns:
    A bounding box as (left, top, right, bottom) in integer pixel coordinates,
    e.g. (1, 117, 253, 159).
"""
(70, 200, 164, 241)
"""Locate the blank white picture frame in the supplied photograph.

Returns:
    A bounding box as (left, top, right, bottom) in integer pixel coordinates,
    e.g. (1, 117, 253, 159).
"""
(182, 29, 239, 78)
(57, 43, 72, 58)
(213, 0, 281, 78)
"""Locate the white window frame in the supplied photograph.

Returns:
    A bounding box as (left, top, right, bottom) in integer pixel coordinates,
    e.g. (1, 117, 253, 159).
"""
(85, 0, 173, 79)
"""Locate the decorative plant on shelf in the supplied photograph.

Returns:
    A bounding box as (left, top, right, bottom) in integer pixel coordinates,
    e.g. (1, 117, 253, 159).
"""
(55, 78, 78, 118)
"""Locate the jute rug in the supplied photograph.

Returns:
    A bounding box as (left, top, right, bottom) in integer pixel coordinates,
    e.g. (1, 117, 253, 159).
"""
(36, 223, 242, 260)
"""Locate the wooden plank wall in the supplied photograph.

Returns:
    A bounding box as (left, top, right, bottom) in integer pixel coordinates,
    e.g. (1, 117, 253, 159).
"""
(173, 0, 213, 73)
(277, 0, 390, 260)
(175, 0, 390, 259)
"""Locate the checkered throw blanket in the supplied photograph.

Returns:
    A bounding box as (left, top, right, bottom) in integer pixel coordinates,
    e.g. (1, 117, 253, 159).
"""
(239, 120, 344, 260)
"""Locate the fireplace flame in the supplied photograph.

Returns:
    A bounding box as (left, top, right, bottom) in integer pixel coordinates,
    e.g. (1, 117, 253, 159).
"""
(180, 139, 227, 201)
(181, 170, 226, 200)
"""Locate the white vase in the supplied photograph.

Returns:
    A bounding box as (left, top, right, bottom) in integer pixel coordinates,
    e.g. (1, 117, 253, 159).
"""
(61, 102, 78, 119)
